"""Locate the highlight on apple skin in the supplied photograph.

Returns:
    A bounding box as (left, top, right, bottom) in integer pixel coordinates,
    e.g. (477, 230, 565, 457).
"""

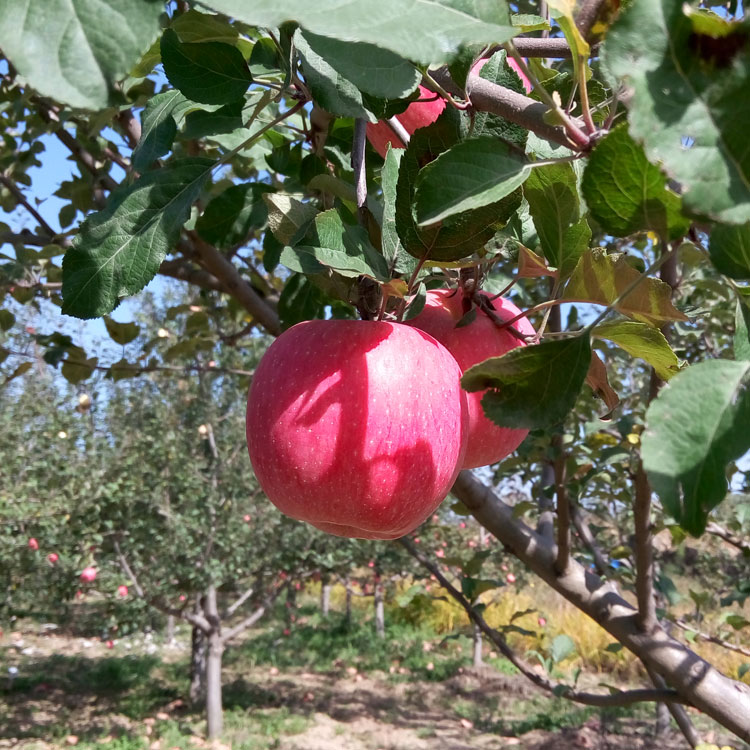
(406, 288, 535, 469)
(246, 319, 468, 539)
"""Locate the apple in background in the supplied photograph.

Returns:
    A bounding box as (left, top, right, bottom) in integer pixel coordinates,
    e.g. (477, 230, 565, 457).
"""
(366, 85, 446, 158)
(506, 572, 517, 584)
(247, 320, 468, 539)
(406, 288, 535, 468)
(106, 639, 114, 649)
(47, 553, 59, 564)
(28, 538, 39, 551)
(538, 617, 547, 628)
(243, 514, 251, 523)
(80, 567, 97, 583)
(117, 585, 128, 598)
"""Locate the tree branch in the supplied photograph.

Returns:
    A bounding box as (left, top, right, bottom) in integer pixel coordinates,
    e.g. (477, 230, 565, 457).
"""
(554, 450, 571, 574)
(646, 665, 701, 747)
(571, 504, 609, 575)
(399, 537, 686, 708)
(191, 234, 282, 337)
(225, 585, 255, 618)
(221, 583, 286, 643)
(674, 619, 750, 659)
(705, 522, 750, 555)
(0, 174, 57, 237)
(159, 258, 227, 293)
(450, 470, 750, 742)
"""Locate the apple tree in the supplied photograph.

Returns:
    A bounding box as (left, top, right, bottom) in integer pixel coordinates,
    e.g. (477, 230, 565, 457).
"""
(2, 0, 750, 744)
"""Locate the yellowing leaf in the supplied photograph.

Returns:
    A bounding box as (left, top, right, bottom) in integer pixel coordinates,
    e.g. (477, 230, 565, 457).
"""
(563, 248, 688, 327)
(518, 245, 557, 278)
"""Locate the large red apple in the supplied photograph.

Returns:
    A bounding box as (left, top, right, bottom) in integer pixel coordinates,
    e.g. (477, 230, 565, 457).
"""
(406, 289, 535, 468)
(366, 85, 446, 158)
(246, 320, 468, 539)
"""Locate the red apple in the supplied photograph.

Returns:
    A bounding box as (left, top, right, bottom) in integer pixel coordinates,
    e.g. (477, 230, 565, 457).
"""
(179, 594, 186, 602)
(80, 566, 97, 583)
(436, 549, 445, 558)
(28, 538, 39, 551)
(117, 585, 128, 598)
(243, 514, 251, 523)
(366, 85, 446, 158)
(246, 320, 468, 539)
(106, 639, 114, 649)
(47, 552, 59, 564)
(406, 289, 535, 468)
(506, 572, 516, 584)
(538, 617, 547, 627)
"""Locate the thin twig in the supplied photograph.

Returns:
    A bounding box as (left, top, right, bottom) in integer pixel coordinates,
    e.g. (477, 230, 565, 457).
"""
(398, 537, 686, 708)
(386, 116, 411, 147)
(0, 174, 57, 237)
(554, 451, 571, 575)
(673, 619, 750, 659)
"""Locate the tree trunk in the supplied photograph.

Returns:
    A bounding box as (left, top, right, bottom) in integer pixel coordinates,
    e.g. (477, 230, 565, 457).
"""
(345, 577, 352, 625)
(166, 614, 176, 645)
(472, 621, 483, 667)
(320, 575, 331, 618)
(204, 585, 223, 740)
(374, 573, 385, 638)
(189, 620, 207, 706)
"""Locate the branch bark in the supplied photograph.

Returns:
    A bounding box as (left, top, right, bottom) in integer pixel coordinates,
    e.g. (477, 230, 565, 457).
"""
(450, 470, 750, 742)
(633, 463, 657, 631)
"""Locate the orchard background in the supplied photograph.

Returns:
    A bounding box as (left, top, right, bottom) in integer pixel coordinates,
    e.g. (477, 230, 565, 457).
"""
(1, 0, 750, 748)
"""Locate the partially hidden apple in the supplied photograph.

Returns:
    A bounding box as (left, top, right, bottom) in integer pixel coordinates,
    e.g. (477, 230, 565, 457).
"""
(28, 538, 39, 551)
(47, 552, 59, 564)
(366, 85, 445, 158)
(406, 289, 535, 468)
(117, 585, 128, 598)
(80, 566, 97, 583)
(246, 320, 468, 539)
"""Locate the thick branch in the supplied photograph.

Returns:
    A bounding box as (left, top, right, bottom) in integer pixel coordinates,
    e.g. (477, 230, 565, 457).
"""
(399, 537, 685, 709)
(575, 0, 609, 40)
(450, 470, 750, 742)
(159, 258, 227, 293)
(191, 235, 282, 336)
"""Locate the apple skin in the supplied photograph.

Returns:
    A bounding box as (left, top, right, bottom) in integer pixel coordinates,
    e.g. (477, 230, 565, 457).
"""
(117, 585, 128, 598)
(405, 289, 535, 469)
(80, 566, 97, 583)
(366, 85, 446, 158)
(47, 553, 59, 564)
(28, 538, 39, 551)
(246, 320, 468, 539)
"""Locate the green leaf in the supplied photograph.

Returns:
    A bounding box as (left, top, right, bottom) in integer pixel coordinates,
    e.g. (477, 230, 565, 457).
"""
(511, 13, 550, 33)
(546, 0, 590, 85)
(550, 633, 576, 663)
(161, 28, 252, 106)
(396, 110, 522, 262)
(582, 124, 690, 241)
(563, 248, 688, 327)
(60, 346, 97, 384)
(292, 209, 390, 281)
(0, 0, 162, 110)
(415, 136, 531, 225)
(709, 223, 750, 280)
(170, 9, 240, 44)
(601, 0, 750, 224)
(62, 158, 214, 319)
(264, 194, 319, 245)
(196, 183, 274, 249)
(593, 320, 681, 381)
(380, 147, 413, 275)
(104, 317, 140, 346)
(736, 296, 750, 361)
(278, 274, 327, 330)
(462, 335, 592, 429)
(202, 0, 516, 65)
(294, 31, 377, 121)
(131, 90, 186, 172)
(524, 162, 590, 279)
(297, 30, 420, 100)
(643, 359, 750, 536)
(3, 361, 32, 386)
(471, 51, 529, 146)
(0, 309, 14, 332)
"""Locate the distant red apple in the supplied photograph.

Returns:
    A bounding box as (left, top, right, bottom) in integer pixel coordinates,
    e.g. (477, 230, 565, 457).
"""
(80, 567, 97, 583)
(538, 617, 547, 627)
(106, 639, 114, 649)
(117, 585, 128, 598)
(506, 573, 516, 584)
(47, 552, 59, 564)
(459, 522, 466, 529)
(243, 514, 251, 523)
(406, 288, 535, 468)
(28, 538, 39, 551)
(414, 537, 421, 544)
(368, 561, 375, 568)
(283, 628, 291, 636)
(179, 594, 186, 602)
(366, 85, 446, 158)
(435, 549, 445, 558)
(246, 320, 468, 539)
